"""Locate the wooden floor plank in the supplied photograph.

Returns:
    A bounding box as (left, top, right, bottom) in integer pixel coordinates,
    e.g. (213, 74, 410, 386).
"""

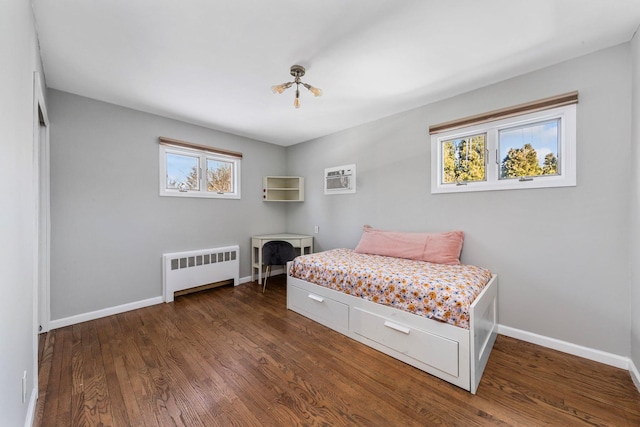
(93, 316, 135, 427)
(53, 327, 74, 426)
(35, 276, 640, 426)
(34, 331, 54, 427)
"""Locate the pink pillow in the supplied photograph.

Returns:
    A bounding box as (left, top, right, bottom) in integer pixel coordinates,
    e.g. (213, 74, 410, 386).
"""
(421, 230, 465, 265)
(354, 225, 464, 265)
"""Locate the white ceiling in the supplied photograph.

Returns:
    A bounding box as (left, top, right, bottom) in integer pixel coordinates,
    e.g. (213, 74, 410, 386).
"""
(33, 0, 640, 146)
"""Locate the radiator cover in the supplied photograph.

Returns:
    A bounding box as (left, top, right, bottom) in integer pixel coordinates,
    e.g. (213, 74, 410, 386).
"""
(162, 245, 239, 302)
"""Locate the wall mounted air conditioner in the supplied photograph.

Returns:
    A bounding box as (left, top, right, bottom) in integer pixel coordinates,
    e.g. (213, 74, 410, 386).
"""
(324, 164, 356, 195)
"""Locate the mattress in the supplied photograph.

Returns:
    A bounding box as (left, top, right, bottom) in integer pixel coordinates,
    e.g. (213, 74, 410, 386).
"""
(289, 248, 493, 329)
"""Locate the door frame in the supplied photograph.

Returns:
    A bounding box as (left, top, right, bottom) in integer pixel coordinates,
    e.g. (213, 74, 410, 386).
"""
(33, 71, 50, 339)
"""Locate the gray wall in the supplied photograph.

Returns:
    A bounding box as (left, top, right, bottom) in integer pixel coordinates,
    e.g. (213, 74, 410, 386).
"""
(631, 30, 640, 377)
(45, 38, 639, 379)
(0, 1, 44, 425)
(48, 90, 288, 320)
(286, 44, 633, 357)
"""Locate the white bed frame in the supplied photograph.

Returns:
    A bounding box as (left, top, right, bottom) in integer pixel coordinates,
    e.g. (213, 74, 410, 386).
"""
(286, 263, 498, 394)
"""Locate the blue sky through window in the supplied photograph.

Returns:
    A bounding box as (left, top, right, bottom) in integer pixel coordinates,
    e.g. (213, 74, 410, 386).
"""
(166, 153, 198, 188)
(499, 119, 559, 166)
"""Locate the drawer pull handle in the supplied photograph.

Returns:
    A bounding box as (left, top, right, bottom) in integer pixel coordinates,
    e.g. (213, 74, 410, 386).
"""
(384, 321, 410, 334)
(308, 294, 324, 303)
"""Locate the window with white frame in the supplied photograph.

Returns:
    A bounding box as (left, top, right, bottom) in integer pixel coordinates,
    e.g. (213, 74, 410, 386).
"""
(159, 137, 241, 199)
(430, 92, 577, 194)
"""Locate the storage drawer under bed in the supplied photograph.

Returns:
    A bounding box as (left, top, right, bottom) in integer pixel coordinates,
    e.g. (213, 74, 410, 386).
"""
(288, 283, 349, 331)
(350, 307, 460, 377)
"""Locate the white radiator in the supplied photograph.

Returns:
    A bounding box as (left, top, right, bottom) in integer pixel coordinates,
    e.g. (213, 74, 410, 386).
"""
(162, 245, 240, 302)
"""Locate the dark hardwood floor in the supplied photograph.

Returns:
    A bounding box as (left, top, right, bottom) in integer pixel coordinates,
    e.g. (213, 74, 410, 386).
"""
(35, 275, 640, 426)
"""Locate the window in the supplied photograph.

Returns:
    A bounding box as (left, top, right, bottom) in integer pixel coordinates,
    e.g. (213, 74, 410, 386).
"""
(430, 92, 577, 194)
(442, 134, 486, 184)
(159, 137, 241, 199)
(499, 119, 560, 180)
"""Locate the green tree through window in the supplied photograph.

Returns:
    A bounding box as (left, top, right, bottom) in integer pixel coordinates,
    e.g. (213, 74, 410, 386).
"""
(542, 153, 558, 175)
(501, 143, 541, 178)
(442, 134, 486, 184)
(501, 143, 558, 179)
(499, 119, 559, 180)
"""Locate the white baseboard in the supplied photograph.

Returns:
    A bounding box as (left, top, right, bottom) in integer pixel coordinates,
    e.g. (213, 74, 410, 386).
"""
(49, 277, 258, 330)
(226, 273, 285, 284)
(49, 296, 164, 330)
(240, 267, 286, 285)
(498, 325, 629, 369)
(630, 358, 640, 393)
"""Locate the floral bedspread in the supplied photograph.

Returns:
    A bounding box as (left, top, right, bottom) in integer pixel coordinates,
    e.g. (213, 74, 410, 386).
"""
(289, 248, 493, 329)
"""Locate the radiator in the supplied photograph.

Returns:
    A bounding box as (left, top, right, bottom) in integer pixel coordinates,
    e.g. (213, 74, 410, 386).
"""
(162, 245, 240, 302)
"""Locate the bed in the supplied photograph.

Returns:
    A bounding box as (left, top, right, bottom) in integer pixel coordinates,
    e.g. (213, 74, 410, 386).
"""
(286, 227, 498, 394)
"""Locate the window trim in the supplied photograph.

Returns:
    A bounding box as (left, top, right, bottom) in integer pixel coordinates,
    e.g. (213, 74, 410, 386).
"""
(159, 136, 243, 158)
(429, 91, 578, 135)
(430, 103, 576, 194)
(159, 140, 241, 199)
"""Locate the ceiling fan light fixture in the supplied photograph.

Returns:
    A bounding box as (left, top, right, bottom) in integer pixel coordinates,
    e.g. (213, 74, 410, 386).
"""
(272, 64, 322, 108)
